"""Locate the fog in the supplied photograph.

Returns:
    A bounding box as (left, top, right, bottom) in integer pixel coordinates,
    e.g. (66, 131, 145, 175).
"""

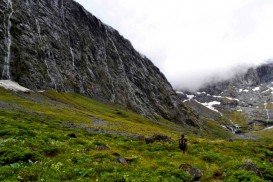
(75, 0, 273, 91)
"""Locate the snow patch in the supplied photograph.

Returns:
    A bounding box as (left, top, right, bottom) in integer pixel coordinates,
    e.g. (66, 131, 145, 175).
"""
(264, 126, 273, 130)
(198, 100, 221, 113)
(262, 89, 270, 93)
(176, 91, 184, 95)
(252, 87, 260, 91)
(197, 91, 206, 95)
(186, 94, 195, 100)
(243, 89, 249, 93)
(239, 89, 243, 92)
(213, 95, 239, 101)
(0, 80, 31, 92)
(226, 97, 239, 101)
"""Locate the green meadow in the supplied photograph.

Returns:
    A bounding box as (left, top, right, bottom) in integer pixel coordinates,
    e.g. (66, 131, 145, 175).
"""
(0, 88, 273, 181)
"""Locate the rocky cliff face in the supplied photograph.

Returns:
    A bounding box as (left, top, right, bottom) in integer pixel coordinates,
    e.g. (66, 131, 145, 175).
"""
(0, 0, 197, 124)
(177, 62, 273, 131)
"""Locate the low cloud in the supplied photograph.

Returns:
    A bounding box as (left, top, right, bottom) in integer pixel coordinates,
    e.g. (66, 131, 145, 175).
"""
(75, 0, 273, 90)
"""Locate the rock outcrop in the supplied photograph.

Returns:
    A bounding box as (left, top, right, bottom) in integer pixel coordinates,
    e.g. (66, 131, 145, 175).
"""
(0, 0, 197, 124)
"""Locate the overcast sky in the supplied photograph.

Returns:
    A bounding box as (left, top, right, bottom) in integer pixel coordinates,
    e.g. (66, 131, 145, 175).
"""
(75, 0, 273, 90)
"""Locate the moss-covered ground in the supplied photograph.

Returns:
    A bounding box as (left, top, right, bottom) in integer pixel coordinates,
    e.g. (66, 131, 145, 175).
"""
(0, 88, 273, 181)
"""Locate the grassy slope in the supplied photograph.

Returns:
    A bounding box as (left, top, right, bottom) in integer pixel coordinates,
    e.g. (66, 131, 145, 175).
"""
(0, 88, 273, 181)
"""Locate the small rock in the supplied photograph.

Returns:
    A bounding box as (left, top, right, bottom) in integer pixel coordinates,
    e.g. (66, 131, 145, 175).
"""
(179, 164, 203, 181)
(189, 167, 203, 181)
(68, 133, 77, 138)
(96, 145, 110, 151)
(117, 157, 128, 165)
(241, 160, 260, 175)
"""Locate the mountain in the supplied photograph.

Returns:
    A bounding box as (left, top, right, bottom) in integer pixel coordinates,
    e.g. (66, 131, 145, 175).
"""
(177, 62, 273, 133)
(0, 0, 197, 125)
(1, 2, 273, 181)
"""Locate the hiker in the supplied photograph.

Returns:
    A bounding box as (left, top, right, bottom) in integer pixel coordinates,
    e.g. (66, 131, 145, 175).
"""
(179, 134, 187, 154)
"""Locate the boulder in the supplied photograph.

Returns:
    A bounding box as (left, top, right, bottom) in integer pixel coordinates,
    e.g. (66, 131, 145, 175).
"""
(189, 167, 203, 181)
(117, 157, 128, 165)
(240, 160, 261, 176)
(179, 164, 203, 181)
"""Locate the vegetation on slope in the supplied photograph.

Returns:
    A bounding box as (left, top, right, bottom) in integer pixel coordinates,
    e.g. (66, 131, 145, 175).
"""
(0, 88, 273, 181)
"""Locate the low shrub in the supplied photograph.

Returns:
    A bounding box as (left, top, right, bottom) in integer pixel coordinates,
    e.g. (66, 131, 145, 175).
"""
(0, 148, 40, 166)
(225, 170, 264, 182)
(201, 151, 222, 163)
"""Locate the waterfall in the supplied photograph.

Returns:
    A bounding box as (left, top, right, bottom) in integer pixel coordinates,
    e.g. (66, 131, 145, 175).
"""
(228, 120, 240, 134)
(70, 47, 75, 70)
(36, 19, 41, 40)
(44, 49, 67, 91)
(2, 0, 14, 80)
(107, 32, 145, 113)
(264, 102, 269, 127)
(108, 37, 125, 73)
(258, 90, 269, 127)
(101, 40, 116, 102)
(60, 0, 75, 71)
(44, 59, 57, 90)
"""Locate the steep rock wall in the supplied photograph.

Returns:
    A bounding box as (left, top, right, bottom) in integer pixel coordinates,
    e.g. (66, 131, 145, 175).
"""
(0, 0, 198, 125)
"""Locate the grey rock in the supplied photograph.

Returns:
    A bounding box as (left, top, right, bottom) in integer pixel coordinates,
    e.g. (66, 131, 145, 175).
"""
(241, 160, 260, 174)
(179, 164, 203, 182)
(189, 167, 203, 181)
(117, 157, 127, 165)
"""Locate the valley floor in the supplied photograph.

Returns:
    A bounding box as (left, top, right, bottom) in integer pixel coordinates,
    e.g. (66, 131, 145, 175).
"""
(0, 88, 273, 181)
